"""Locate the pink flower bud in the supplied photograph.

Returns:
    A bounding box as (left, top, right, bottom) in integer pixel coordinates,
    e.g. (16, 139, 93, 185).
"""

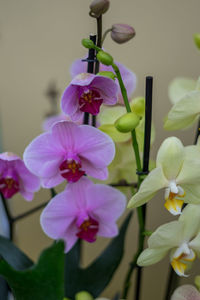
(90, 0, 110, 17)
(111, 24, 136, 44)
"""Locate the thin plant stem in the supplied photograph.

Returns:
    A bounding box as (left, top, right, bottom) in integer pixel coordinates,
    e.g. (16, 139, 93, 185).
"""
(102, 28, 112, 45)
(111, 63, 142, 174)
(95, 15, 102, 74)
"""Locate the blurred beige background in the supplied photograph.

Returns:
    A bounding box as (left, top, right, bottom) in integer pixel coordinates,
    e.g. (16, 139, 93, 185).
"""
(0, 0, 200, 299)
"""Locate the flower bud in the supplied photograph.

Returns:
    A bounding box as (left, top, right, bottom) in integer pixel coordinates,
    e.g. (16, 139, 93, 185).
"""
(97, 71, 116, 80)
(97, 50, 113, 66)
(75, 291, 93, 300)
(194, 33, 200, 50)
(90, 0, 110, 17)
(82, 38, 95, 49)
(115, 112, 140, 133)
(111, 24, 135, 44)
(130, 97, 145, 116)
(111, 24, 136, 44)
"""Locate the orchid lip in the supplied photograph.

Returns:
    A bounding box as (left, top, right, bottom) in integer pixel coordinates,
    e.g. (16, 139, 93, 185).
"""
(164, 183, 185, 215)
(59, 158, 85, 183)
(76, 216, 99, 243)
(78, 88, 103, 115)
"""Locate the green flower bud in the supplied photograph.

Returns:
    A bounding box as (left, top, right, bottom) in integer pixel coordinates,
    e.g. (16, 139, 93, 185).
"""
(115, 112, 140, 133)
(195, 275, 200, 291)
(194, 33, 200, 50)
(96, 51, 113, 66)
(130, 97, 145, 116)
(82, 38, 95, 49)
(75, 291, 94, 300)
(90, 0, 110, 17)
(97, 71, 116, 80)
(111, 24, 136, 44)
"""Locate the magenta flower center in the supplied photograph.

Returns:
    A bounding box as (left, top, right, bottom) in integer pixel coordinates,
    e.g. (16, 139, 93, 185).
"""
(0, 177, 19, 199)
(79, 89, 103, 115)
(76, 216, 99, 242)
(59, 159, 85, 183)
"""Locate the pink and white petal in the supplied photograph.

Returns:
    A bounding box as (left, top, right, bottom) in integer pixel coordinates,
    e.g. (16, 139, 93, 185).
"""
(77, 125, 115, 167)
(70, 59, 85, 78)
(0, 152, 20, 162)
(98, 222, 118, 238)
(171, 285, 200, 300)
(41, 173, 64, 188)
(91, 76, 118, 105)
(42, 113, 69, 131)
(40, 190, 78, 239)
(61, 85, 79, 117)
(71, 73, 96, 86)
(20, 190, 34, 201)
(63, 223, 79, 252)
(23, 132, 63, 177)
(87, 184, 126, 223)
(51, 121, 79, 152)
(81, 158, 108, 180)
(15, 160, 40, 192)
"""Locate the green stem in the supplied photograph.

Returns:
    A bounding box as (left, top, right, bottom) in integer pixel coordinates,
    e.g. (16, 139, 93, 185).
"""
(112, 63, 147, 299)
(112, 63, 142, 174)
(102, 28, 112, 45)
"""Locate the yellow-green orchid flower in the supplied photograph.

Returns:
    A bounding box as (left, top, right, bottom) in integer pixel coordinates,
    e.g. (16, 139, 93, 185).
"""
(97, 98, 155, 184)
(128, 137, 200, 215)
(164, 77, 200, 130)
(137, 204, 200, 277)
(98, 97, 155, 151)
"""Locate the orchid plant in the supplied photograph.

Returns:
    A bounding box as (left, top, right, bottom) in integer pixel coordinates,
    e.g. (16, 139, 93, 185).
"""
(1, 1, 200, 300)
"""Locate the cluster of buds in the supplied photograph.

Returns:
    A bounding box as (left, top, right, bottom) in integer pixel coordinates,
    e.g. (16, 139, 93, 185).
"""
(89, 0, 136, 45)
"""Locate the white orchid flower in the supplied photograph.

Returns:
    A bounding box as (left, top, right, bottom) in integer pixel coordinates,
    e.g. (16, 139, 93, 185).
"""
(164, 77, 200, 130)
(171, 284, 200, 300)
(137, 205, 200, 276)
(128, 137, 200, 215)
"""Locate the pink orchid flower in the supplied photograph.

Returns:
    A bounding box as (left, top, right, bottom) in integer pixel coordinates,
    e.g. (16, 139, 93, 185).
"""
(40, 177, 126, 252)
(0, 152, 40, 200)
(70, 59, 136, 104)
(171, 285, 200, 300)
(42, 112, 83, 131)
(61, 73, 118, 121)
(23, 121, 115, 188)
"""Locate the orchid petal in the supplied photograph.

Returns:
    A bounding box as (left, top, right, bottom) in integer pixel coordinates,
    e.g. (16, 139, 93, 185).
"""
(23, 132, 63, 177)
(169, 78, 197, 105)
(180, 184, 200, 205)
(179, 205, 200, 242)
(164, 91, 200, 130)
(156, 137, 184, 180)
(137, 248, 168, 266)
(148, 221, 184, 249)
(176, 146, 200, 184)
(189, 232, 200, 253)
(127, 167, 168, 209)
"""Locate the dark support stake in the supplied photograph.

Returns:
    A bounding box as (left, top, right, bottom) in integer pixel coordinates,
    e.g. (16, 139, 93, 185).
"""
(134, 76, 153, 300)
(194, 118, 200, 144)
(83, 34, 97, 125)
(165, 266, 178, 300)
(143, 76, 153, 174)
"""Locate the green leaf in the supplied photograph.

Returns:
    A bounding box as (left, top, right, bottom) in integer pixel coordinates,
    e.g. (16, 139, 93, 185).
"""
(0, 235, 33, 270)
(0, 240, 65, 300)
(65, 212, 133, 298)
